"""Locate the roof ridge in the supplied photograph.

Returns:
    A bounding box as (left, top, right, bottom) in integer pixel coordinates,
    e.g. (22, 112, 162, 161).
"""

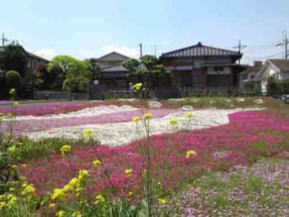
(162, 42, 241, 57)
(97, 51, 130, 60)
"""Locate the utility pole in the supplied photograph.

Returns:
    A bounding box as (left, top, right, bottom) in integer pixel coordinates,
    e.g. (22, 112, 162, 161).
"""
(1, 33, 9, 46)
(276, 31, 288, 59)
(234, 40, 247, 64)
(139, 43, 143, 58)
(153, 45, 158, 57)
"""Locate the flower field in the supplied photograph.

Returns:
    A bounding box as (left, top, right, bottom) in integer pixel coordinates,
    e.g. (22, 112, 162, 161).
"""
(1, 98, 289, 217)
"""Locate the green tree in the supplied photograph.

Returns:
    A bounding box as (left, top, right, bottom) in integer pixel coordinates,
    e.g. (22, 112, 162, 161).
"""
(63, 60, 89, 92)
(1, 41, 28, 78)
(48, 55, 88, 92)
(5, 70, 22, 93)
(122, 55, 170, 90)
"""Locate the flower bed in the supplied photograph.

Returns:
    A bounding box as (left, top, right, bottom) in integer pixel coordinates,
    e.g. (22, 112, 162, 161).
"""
(18, 110, 289, 198)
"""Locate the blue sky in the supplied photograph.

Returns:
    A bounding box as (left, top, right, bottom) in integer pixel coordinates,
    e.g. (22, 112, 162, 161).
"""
(1, 0, 289, 63)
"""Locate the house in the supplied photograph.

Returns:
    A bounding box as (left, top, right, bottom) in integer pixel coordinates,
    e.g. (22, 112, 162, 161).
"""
(91, 51, 130, 90)
(240, 61, 263, 91)
(161, 42, 244, 91)
(0, 45, 48, 84)
(243, 59, 289, 94)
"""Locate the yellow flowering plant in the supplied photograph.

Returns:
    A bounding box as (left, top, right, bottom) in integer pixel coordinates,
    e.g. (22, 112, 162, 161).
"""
(92, 159, 101, 168)
(143, 113, 153, 119)
(60, 145, 71, 157)
(186, 150, 197, 159)
(82, 128, 94, 137)
(125, 168, 133, 177)
(169, 118, 178, 126)
(133, 83, 143, 91)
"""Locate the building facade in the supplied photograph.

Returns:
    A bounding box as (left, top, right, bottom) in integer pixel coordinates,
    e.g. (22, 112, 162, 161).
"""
(92, 52, 130, 90)
(243, 59, 289, 95)
(161, 42, 243, 91)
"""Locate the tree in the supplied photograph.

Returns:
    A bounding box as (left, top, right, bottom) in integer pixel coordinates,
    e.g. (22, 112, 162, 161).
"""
(122, 55, 171, 90)
(48, 55, 89, 96)
(1, 41, 28, 78)
(63, 60, 89, 93)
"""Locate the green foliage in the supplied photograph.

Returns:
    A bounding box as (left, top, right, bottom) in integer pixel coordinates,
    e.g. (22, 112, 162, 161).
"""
(48, 55, 89, 92)
(246, 176, 264, 193)
(1, 41, 28, 78)
(5, 71, 21, 91)
(210, 193, 230, 207)
(122, 55, 170, 89)
(268, 77, 289, 96)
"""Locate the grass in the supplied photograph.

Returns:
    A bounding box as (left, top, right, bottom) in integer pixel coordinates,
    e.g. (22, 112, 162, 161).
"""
(157, 158, 289, 216)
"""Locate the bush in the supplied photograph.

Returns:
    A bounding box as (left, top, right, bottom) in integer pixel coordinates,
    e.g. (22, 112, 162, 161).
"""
(5, 70, 21, 90)
(268, 78, 289, 96)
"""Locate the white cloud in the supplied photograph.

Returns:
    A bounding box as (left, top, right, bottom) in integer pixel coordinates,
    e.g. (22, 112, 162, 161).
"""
(102, 45, 139, 58)
(33, 49, 55, 60)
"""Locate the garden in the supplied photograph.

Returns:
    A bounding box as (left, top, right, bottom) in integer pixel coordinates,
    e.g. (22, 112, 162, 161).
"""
(0, 94, 289, 217)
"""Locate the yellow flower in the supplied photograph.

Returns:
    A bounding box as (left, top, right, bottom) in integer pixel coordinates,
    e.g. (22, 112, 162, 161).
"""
(0, 201, 6, 208)
(133, 83, 142, 91)
(7, 145, 17, 153)
(56, 210, 66, 217)
(21, 183, 36, 195)
(132, 116, 140, 123)
(94, 194, 105, 204)
(9, 88, 16, 96)
(21, 164, 27, 168)
(48, 203, 56, 208)
(6, 112, 15, 118)
(125, 168, 133, 176)
(78, 170, 89, 180)
(51, 188, 65, 200)
(169, 118, 178, 126)
(186, 150, 197, 159)
(83, 128, 94, 137)
(72, 211, 82, 217)
(92, 160, 101, 168)
(128, 191, 133, 197)
(184, 112, 194, 118)
(143, 113, 153, 119)
(60, 145, 71, 156)
(6, 194, 18, 208)
(158, 199, 167, 204)
(11, 101, 19, 107)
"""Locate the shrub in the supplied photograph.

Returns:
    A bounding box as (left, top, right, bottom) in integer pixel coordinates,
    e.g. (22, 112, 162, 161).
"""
(5, 70, 21, 92)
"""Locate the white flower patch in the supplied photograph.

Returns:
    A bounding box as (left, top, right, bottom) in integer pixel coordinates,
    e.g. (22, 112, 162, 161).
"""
(26, 109, 246, 147)
(5, 105, 137, 121)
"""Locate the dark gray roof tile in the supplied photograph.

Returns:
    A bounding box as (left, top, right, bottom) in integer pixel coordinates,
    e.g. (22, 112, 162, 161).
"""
(162, 42, 241, 58)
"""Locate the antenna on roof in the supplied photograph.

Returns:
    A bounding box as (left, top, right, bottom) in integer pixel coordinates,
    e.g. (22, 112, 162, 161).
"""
(234, 40, 247, 63)
(276, 30, 288, 59)
(1, 33, 9, 46)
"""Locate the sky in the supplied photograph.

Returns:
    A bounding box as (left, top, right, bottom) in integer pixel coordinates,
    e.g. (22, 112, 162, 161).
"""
(1, 0, 289, 64)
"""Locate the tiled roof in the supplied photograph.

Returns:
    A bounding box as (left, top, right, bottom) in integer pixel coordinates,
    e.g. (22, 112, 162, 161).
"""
(101, 64, 128, 72)
(269, 59, 289, 72)
(162, 42, 241, 58)
(0, 46, 48, 62)
(97, 52, 130, 62)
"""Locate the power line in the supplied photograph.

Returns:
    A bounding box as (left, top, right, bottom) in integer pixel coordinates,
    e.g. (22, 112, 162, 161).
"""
(256, 52, 284, 60)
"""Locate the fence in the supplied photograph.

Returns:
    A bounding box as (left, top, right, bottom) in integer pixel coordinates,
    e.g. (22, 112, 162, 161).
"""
(34, 91, 88, 100)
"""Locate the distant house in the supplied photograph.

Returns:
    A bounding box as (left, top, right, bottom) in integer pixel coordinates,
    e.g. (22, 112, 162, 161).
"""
(91, 52, 130, 90)
(243, 59, 289, 94)
(161, 42, 244, 91)
(240, 61, 263, 91)
(0, 45, 48, 84)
